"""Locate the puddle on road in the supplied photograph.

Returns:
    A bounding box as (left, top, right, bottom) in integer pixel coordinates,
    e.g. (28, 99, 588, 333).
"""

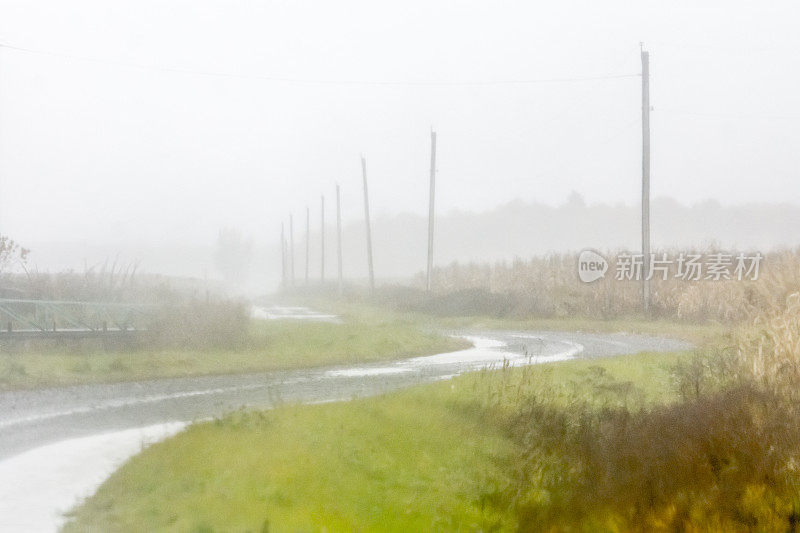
(251, 305, 340, 322)
(324, 335, 583, 378)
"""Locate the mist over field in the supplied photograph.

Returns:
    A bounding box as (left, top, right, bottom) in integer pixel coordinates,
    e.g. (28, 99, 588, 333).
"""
(21, 195, 800, 292)
(2, 1, 800, 296)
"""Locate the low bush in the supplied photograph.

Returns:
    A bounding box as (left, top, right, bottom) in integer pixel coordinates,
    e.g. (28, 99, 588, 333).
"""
(145, 300, 250, 350)
(508, 382, 800, 531)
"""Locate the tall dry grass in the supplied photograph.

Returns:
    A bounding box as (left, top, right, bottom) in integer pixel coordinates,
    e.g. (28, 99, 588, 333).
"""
(507, 383, 800, 531)
(456, 249, 800, 530)
(408, 248, 800, 322)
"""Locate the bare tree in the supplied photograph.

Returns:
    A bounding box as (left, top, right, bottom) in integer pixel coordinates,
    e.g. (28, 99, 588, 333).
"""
(0, 236, 29, 274)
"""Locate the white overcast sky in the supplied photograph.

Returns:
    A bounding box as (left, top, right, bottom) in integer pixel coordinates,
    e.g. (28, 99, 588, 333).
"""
(1, 0, 799, 247)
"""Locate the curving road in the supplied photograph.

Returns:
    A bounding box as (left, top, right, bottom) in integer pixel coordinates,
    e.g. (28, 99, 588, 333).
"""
(0, 329, 690, 531)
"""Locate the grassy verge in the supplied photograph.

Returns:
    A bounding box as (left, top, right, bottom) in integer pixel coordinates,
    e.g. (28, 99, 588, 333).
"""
(433, 315, 726, 344)
(64, 349, 691, 532)
(292, 298, 730, 345)
(0, 318, 468, 391)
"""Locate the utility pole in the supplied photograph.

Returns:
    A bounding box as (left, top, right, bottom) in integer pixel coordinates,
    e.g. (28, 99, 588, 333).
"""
(320, 195, 325, 282)
(289, 214, 295, 287)
(361, 156, 375, 293)
(305, 206, 310, 284)
(280, 222, 286, 288)
(336, 183, 343, 296)
(641, 45, 651, 315)
(426, 130, 437, 292)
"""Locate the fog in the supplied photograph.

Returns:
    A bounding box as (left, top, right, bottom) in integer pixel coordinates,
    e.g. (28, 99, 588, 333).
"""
(23, 195, 800, 293)
(1, 1, 800, 289)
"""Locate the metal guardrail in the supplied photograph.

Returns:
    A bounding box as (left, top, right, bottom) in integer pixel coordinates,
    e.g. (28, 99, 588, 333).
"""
(0, 298, 154, 337)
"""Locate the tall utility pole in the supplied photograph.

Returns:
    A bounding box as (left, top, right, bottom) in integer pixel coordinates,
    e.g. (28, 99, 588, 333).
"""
(641, 45, 651, 315)
(361, 156, 375, 293)
(426, 130, 437, 292)
(305, 206, 310, 284)
(336, 183, 343, 296)
(320, 195, 325, 282)
(280, 222, 287, 288)
(289, 214, 295, 287)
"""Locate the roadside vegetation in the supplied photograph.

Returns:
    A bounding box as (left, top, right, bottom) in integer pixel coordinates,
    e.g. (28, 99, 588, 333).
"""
(0, 242, 467, 390)
(66, 307, 800, 531)
(64, 350, 690, 532)
(66, 249, 800, 531)
(0, 306, 467, 390)
(334, 248, 800, 323)
(318, 299, 725, 344)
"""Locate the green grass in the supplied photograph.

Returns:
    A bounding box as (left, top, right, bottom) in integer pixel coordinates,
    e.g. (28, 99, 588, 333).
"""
(292, 297, 730, 345)
(0, 319, 468, 391)
(64, 349, 691, 532)
(430, 315, 727, 345)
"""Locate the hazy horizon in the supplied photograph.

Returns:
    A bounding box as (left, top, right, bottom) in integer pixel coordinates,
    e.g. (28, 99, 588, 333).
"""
(2, 0, 800, 257)
(15, 194, 800, 295)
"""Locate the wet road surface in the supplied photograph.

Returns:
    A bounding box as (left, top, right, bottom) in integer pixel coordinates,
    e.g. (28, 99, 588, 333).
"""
(0, 329, 691, 531)
(0, 329, 690, 462)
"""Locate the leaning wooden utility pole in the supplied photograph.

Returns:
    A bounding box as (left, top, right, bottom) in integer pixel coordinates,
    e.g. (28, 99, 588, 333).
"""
(280, 222, 287, 288)
(361, 156, 375, 293)
(289, 213, 295, 287)
(426, 130, 437, 292)
(336, 183, 343, 296)
(320, 195, 325, 282)
(305, 206, 310, 284)
(641, 45, 651, 315)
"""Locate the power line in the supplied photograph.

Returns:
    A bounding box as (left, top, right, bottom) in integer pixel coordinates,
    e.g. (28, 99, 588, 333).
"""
(647, 40, 782, 55)
(657, 107, 800, 121)
(0, 42, 639, 87)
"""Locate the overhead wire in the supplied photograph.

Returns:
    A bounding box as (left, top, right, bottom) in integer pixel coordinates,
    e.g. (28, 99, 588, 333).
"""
(0, 41, 639, 87)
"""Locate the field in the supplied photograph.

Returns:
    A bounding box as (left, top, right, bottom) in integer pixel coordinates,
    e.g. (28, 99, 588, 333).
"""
(0, 316, 467, 391)
(60, 251, 800, 531)
(64, 292, 800, 531)
(0, 296, 718, 392)
(291, 299, 727, 344)
(64, 349, 691, 532)
(360, 248, 800, 323)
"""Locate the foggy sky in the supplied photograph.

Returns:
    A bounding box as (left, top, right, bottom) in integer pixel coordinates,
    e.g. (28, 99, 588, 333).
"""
(25, 196, 800, 294)
(1, 1, 800, 275)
